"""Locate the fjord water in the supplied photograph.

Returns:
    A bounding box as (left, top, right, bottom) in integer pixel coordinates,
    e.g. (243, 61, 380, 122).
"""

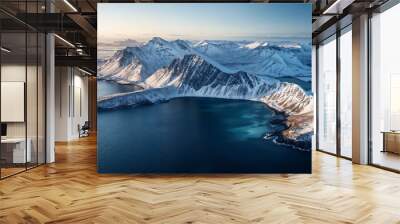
(98, 96, 311, 173)
(97, 79, 142, 97)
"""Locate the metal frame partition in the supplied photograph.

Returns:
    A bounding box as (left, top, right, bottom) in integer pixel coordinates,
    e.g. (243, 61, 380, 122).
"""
(367, 0, 400, 173)
(0, 0, 47, 180)
(315, 32, 339, 157)
(315, 0, 400, 173)
(315, 22, 353, 161)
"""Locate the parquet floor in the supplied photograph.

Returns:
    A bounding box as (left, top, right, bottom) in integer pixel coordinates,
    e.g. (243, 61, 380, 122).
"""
(1, 135, 400, 224)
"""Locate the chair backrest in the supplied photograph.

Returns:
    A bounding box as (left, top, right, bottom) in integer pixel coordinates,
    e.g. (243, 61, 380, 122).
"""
(82, 121, 90, 129)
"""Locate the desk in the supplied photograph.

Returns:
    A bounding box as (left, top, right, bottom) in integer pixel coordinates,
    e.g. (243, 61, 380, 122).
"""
(382, 131, 400, 154)
(1, 138, 31, 163)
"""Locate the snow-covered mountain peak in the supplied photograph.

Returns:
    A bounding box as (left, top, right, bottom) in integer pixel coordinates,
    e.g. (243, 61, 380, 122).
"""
(147, 37, 168, 45)
(172, 39, 191, 48)
(146, 54, 220, 88)
(98, 38, 311, 83)
(243, 41, 263, 49)
(98, 38, 195, 82)
(277, 43, 302, 49)
(194, 40, 208, 47)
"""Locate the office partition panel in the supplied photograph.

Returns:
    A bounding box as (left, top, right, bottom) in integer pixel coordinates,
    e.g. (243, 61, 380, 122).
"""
(339, 27, 352, 159)
(0, 2, 47, 179)
(27, 31, 39, 169)
(317, 35, 337, 155)
(370, 3, 400, 171)
(0, 31, 28, 178)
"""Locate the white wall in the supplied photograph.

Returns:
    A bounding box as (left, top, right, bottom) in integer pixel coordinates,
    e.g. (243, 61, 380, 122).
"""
(71, 73, 89, 138)
(55, 66, 70, 141)
(1, 65, 26, 140)
(55, 67, 89, 141)
(1, 63, 46, 164)
(1, 65, 37, 138)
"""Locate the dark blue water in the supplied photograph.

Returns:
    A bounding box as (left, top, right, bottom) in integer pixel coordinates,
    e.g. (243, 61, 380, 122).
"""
(97, 79, 142, 97)
(98, 97, 311, 173)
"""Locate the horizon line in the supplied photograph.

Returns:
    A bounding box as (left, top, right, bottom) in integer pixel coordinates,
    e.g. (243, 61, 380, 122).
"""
(99, 36, 312, 44)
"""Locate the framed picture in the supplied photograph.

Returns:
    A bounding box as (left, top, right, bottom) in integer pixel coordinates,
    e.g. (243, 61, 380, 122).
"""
(97, 3, 312, 173)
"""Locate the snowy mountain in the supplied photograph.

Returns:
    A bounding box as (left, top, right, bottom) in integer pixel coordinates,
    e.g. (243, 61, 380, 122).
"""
(98, 37, 311, 82)
(99, 54, 310, 114)
(260, 82, 312, 115)
(193, 40, 311, 81)
(98, 37, 194, 82)
(145, 54, 280, 98)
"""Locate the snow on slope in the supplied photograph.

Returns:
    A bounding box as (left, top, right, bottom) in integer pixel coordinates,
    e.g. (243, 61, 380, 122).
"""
(260, 82, 312, 115)
(193, 40, 311, 81)
(98, 37, 311, 82)
(98, 37, 234, 82)
(98, 37, 194, 82)
(99, 54, 310, 115)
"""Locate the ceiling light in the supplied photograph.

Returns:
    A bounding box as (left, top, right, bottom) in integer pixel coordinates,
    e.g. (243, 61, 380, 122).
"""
(322, 0, 355, 15)
(1, 47, 11, 53)
(54, 34, 75, 48)
(63, 0, 78, 12)
(322, 0, 340, 14)
(78, 67, 93, 76)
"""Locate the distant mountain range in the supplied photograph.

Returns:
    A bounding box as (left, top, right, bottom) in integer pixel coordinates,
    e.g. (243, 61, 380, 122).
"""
(98, 37, 311, 82)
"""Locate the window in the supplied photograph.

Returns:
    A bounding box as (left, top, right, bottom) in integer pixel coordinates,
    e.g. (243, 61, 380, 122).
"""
(317, 35, 337, 154)
(370, 3, 400, 171)
(339, 27, 352, 158)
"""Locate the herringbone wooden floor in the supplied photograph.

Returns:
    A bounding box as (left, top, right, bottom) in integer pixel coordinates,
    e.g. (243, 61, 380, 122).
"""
(1, 135, 400, 224)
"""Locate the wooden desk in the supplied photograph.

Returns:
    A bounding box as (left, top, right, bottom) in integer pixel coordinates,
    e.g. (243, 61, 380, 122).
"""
(382, 131, 400, 154)
(1, 138, 31, 163)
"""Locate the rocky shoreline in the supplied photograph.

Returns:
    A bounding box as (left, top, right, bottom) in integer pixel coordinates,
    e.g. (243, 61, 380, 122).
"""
(263, 105, 313, 150)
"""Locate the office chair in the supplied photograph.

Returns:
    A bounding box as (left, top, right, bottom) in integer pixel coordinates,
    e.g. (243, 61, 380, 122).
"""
(78, 121, 90, 138)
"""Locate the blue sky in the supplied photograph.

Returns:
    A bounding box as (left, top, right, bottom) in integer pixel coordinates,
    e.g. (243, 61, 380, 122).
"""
(98, 3, 311, 42)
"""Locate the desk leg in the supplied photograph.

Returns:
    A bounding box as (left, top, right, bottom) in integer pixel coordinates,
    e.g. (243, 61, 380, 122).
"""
(382, 133, 386, 153)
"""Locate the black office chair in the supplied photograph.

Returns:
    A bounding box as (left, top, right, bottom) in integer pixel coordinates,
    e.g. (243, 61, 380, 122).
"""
(78, 121, 90, 138)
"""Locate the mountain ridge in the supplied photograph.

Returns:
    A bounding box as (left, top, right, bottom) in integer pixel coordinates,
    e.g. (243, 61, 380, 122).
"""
(99, 54, 311, 113)
(98, 37, 311, 83)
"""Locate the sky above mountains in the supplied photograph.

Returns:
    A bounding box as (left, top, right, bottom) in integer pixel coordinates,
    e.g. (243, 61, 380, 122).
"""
(98, 3, 311, 43)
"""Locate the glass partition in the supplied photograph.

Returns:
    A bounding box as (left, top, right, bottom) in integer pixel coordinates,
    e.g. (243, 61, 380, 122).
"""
(27, 31, 38, 169)
(0, 2, 46, 179)
(370, 3, 400, 171)
(38, 32, 46, 165)
(339, 27, 352, 158)
(1, 31, 28, 177)
(317, 35, 337, 154)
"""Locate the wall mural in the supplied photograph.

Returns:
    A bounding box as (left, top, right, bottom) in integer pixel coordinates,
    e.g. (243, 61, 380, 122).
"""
(97, 3, 312, 173)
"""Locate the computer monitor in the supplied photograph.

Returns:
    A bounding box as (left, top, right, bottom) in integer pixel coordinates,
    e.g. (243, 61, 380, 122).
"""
(1, 123, 7, 137)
